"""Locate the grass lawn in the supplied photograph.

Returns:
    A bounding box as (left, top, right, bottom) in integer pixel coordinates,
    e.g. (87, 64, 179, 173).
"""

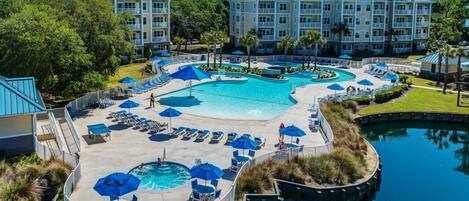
(403, 74, 438, 88)
(105, 63, 150, 88)
(359, 88, 469, 116)
(406, 54, 425, 61)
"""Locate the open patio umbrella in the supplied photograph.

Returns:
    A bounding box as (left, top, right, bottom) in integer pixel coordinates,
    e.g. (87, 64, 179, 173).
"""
(169, 65, 211, 97)
(230, 135, 257, 155)
(94, 172, 140, 199)
(150, 56, 161, 61)
(159, 107, 182, 129)
(376, 62, 388, 69)
(232, 50, 245, 55)
(119, 77, 137, 84)
(119, 100, 140, 113)
(338, 54, 352, 59)
(357, 79, 374, 86)
(161, 51, 171, 57)
(190, 162, 224, 186)
(280, 125, 306, 144)
(327, 83, 345, 95)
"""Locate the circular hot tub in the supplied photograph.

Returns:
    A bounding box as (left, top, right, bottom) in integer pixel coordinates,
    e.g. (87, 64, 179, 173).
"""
(128, 162, 191, 191)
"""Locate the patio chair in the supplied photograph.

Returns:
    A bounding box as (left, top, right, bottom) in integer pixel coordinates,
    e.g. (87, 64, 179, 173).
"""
(233, 150, 239, 158)
(248, 150, 255, 158)
(210, 180, 218, 188)
(227, 132, 238, 143)
(215, 190, 222, 199)
(192, 191, 201, 201)
(254, 137, 266, 149)
(210, 131, 224, 142)
(191, 180, 198, 191)
(231, 159, 239, 172)
(295, 138, 300, 145)
(171, 127, 186, 136)
(184, 128, 198, 138)
(196, 130, 210, 140)
(131, 195, 138, 201)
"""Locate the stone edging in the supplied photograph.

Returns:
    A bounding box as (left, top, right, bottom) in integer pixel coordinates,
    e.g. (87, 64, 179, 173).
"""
(355, 112, 469, 126)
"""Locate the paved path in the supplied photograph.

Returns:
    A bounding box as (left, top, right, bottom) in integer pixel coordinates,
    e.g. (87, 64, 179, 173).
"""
(411, 85, 469, 95)
(70, 63, 390, 201)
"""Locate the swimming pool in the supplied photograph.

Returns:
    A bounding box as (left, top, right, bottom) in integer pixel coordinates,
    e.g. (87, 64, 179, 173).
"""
(158, 67, 355, 120)
(128, 162, 191, 191)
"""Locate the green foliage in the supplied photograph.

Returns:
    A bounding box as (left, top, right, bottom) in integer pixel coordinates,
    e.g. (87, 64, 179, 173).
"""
(9, 155, 41, 169)
(375, 85, 409, 103)
(277, 36, 296, 55)
(351, 97, 371, 105)
(430, 0, 466, 42)
(341, 100, 359, 113)
(0, 178, 43, 201)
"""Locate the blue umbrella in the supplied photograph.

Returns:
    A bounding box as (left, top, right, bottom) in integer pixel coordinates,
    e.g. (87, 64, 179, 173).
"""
(158, 60, 170, 66)
(339, 54, 352, 59)
(119, 77, 137, 84)
(170, 65, 211, 97)
(94, 172, 140, 198)
(327, 83, 345, 95)
(384, 73, 399, 82)
(280, 125, 306, 144)
(376, 62, 388, 69)
(159, 108, 182, 129)
(357, 79, 374, 86)
(150, 56, 160, 61)
(232, 50, 245, 55)
(119, 100, 140, 112)
(161, 51, 171, 57)
(230, 135, 257, 155)
(190, 163, 224, 183)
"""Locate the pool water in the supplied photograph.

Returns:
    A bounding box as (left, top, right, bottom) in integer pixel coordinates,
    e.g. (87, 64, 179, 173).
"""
(361, 122, 469, 201)
(128, 162, 191, 191)
(158, 67, 355, 120)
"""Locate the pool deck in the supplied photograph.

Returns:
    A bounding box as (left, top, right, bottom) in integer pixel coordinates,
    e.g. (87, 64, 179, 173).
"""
(70, 62, 388, 201)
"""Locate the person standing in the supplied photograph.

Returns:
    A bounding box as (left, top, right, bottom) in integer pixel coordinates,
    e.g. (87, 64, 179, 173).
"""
(150, 93, 155, 108)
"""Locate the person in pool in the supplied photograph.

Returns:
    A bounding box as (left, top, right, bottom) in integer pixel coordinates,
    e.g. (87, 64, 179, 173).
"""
(138, 163, 144, 169)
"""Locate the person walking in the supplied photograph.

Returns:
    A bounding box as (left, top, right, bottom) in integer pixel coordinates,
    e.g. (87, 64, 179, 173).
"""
(150, 93, 155, 108)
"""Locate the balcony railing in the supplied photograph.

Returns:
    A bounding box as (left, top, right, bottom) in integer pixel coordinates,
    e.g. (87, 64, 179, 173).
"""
(128, 24, 141, 31)
(152, 8, 168, 13)
(395, 35, 412, 41)
(153, 36, 168, 43)
(300, 22, 321, 28)
(414, 34, 428, 39)
(394, 9, 413, 15)
(258, 8, 275, 13)
(415, 21, 429, 27)
(372, 23, 385, 28)
(117, 8, 140, 15)
(393, 47, 411, 54)
(300, 8, 321, 14)
(372, 49, 384, 55)
(277, 9, 289, 13)
(393, 22, 413, 28)
(373, 9, 385, 15)
(258, 21, 274, 27)
(372, 36, 384, 41)
(343, 9, 355, 15)
(416, 9, 430, 15)
(132, 39, 143, 46)
(152, 22, 168, 28)
(260, 35, 275, 41)
(342, 36, 354, 42)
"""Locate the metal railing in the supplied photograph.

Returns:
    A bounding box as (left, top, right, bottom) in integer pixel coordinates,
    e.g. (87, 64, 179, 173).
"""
(63, 161, 81, 201)
(64, 108, 81, 152)
(48, 112, 68, 153)
(300, 8, 321, 14)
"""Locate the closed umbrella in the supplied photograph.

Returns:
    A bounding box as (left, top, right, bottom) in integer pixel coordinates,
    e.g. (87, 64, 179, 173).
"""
(159, 107, 182, 129)
(94, 172, 140, 199)
(170, 65, 211, 97)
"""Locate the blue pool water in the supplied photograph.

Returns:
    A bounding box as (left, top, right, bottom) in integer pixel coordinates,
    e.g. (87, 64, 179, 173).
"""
(361, 122, 469, 201)
(159, 67, 355, 120)
(128, 162, 191, 190)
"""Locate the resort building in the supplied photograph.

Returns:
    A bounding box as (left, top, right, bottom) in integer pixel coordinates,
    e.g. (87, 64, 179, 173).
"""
(0, 76, 46, 156)
(418, 53, 469, 78)
(228, 0, 432, 55)
(113, 0, 171, 57)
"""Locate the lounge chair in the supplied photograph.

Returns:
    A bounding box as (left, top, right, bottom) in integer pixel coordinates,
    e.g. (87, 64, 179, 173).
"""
(142, 120, 155, 130)
(210, 180, 218, 188)
(254, 137, 266, 149)
(196, 130, 210, 139)
(242, 133, 252, 138)
(109, 110, 126, 119)
(248, 150, 255, 158)
(227, 132, 238, 143)
(184, 128, 198, 138)
(171, 127, 186, 136)
(211, 131, 224, 142)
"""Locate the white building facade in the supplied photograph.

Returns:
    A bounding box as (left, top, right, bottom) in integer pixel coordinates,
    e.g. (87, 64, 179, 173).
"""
(229, 0, 432, 55)
(113, 0, 171, 56)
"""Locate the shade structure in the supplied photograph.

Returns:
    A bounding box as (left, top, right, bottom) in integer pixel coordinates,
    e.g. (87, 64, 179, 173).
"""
(376, 62, 388, 68)
(280, 125, 306, 144)
(339, 54, 352, 59)
(150, 56, 161, 61)
(357, 79, 374, 86)
(384, 73, 399, 82)
(158, 60, 170, 65)
(159, 108, 182, 129)
(170, 65, 211, 97)
(230, 135, 257, 153)
(327, 83, 345, 96)
(232, 50, 245, 55)
(119, 77, 137, 84)
(161, 51, 171, 57)
(190, 163, 224, 181)
(119, 100, 140, 112)
(94, 172, 140, 198)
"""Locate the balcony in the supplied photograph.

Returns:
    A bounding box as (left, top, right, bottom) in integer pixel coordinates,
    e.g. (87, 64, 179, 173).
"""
(152, 36, 168, 43)
(373, 9, 385, 15)
(342, 36, 354, 42)
(414, 34, 428, 40)
(372, 36, 384, 41)
(128, 24, 141, 31)
(132, 39, 143, 46)
(260, 35, 274, 41)
(393, 47, 411, 54)
(394, 9, 413, 15)
(152, 8, 168, 13)
(372, 23, 385, 28)
(343, 9, 355, 15)
(300, 8, 321, 15)
(152, 22, 168, 28)
(259, 8, 275, 13)
(415, 21, 429, 27)
(300, 22, 321, 28)
(372, 49, 384, 55)
(117, 8, 140, 15)
(395, 35, 412, 41)
(277, 9, 289, 13)
(393, 22, 413, 28)
(417, 9, 430, 15)
(258, 21, 274, 27)
(256, 48, 274, 54)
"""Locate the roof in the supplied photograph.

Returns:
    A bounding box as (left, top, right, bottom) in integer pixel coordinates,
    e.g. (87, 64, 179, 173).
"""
(0, 76, 46, 117)
(419, 53, 469, 65)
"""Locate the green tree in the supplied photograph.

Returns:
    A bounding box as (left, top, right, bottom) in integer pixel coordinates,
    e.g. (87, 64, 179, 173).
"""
(200, 31, 215, 67)
(308, 30, 327, 70)
(430, 0, 465, 43)
(331, 23, 350, 55)
(238, 34, 260, 69)
(297, 36, 310, 68)
(173, 36, 187, 56)
(214, 31, 229, 67)
(451, 47, 468, 105)
(385, 28, 397, 55)
(277, 35, 296, 65)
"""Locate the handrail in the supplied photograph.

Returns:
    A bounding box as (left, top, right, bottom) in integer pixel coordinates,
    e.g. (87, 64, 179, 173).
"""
(64, 107, 81, 152)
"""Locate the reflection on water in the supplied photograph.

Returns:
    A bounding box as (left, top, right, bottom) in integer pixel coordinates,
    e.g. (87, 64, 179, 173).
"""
(361, 122, 469, 201)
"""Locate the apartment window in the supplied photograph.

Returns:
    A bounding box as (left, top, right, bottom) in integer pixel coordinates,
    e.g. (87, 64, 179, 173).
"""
(153, 17, 164, 23)
(236, 16, 240, 22)
(279, 30, 286, 37)
(153, 31, 164, 37)
(128, 18, 136, 25)
(365, 32, 369, 38)
(236, 3, 240, 9)
(324, 4, 331, 11)
(357, 5, 361, 11)
(143, 17, 147, 25)
(365, 21, 370, 25)
(279, 3, 287, 10)
(143, 3, 147, 10)
(356, 18, 360, 25)
(279, 17, 287, 24)
(366, 5, 371, 11)
(323, 31, 330, 37)
(355, 33, 360, 38)
(323, 18, 330, 24)
(153, 3, 163, 9)
(143, 32, 147, 40)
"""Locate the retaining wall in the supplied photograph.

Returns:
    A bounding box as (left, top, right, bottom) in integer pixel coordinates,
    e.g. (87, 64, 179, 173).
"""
(355, 112, 469, 126)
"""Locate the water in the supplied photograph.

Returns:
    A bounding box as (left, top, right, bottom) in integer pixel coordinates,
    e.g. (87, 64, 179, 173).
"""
(128, 162, 192, 190)
(158, 67, 355, 120)
(361, 122, 469, 201)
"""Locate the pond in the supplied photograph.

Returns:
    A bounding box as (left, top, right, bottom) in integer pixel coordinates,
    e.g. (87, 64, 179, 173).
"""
(361, 121, 469, 201)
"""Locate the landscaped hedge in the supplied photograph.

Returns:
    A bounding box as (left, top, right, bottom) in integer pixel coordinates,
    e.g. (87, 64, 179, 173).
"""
(351, 97, 371, 105)
(374, 85, 408, 103)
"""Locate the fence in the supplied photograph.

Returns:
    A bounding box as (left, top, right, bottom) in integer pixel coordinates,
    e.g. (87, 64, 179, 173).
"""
(47, 111, 68, 153)
(34, 134, 79, 167)
(64, 161, 81, 201)
(64, 107, 81, 152)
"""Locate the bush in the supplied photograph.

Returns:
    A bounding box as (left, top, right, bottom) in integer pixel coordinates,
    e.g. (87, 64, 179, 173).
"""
(374, 85, 408, 103)
(351, 97, 371, 105)
(341, 100, 358, 113)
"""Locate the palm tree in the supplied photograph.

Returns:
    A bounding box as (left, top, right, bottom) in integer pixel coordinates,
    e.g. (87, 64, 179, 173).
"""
(200, 32, 214, 67)
(442, 45, 452, 93)
(331, 23, 350, 55)
(297, 37, 309, 68)
(427, 39, 447, 86)
(308, 30, 327, 70)
(238, 33, 260, 69)
(214, 31, 229, 67)
(452, 47, 468, 106)
(277, 36, 296, 65)
(173, 36, 187, 56)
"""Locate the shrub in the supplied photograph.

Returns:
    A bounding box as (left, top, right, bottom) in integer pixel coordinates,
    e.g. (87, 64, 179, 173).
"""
(274, 161, 305, 184)
(351, 97, 371, 105)
(374, 85, 408, 103)
(341, 100, 358, 113)
(0, 178, 43, 201)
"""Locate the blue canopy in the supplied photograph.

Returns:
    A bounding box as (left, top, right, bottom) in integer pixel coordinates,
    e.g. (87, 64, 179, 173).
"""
(119, 77, 137, 84)
(94, 172, 140, 198)
(159, 108, 182, 117)
(190, 163, 224, 181)
(327, 83, 345, 91)
(170, 66, 211, 97)
(357, 79, 374, 86)
(161, 51, 171, 57)
(339, 54, 352, 59)
(158, 60, 170, 65)
(119, 100, 139, 112)
(384, 73, 399, 82)
(230, 135, 257, 150)
(376, 62, 388, 68)
(280, 125, 306, 137)
(150, 56, 160, 61)
(232, 50, 245, 55)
